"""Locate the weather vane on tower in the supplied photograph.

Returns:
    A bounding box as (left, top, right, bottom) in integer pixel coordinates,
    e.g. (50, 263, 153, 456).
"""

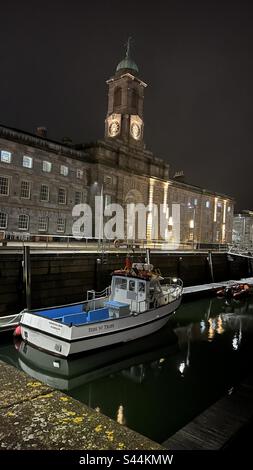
(125, 36, 133, 58)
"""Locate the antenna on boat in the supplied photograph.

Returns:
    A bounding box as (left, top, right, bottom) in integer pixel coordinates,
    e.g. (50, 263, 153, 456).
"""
(145, 248, 150, 265)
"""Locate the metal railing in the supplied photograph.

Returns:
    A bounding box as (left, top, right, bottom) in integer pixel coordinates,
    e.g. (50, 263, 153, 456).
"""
(162, 277, 184, 297)
(86, 286, 111, 302)
(228, 244, 253, 258)
(0, 233, 230, 253)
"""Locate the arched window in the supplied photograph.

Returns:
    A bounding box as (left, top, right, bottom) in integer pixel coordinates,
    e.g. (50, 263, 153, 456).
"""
(131, 89, 139, 113)
(114, 87, 122, 107)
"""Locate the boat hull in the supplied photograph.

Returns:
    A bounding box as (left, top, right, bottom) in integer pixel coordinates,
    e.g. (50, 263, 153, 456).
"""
(20, 297, 181, 357)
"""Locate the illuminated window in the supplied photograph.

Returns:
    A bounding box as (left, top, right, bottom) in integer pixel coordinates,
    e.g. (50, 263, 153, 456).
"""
(58, 188, 67, 204)
(105, 194, 112, 207)
(228, 206, 231, 213)
(57, 217, 65, 233)
(75, 191, 82, 205)
(194, 198, 198, 206)
(206, 200, 210, 208)
(0, 212, 7, 228)
(1, 150, 11, 163)
(20, 181, 31, 199)
(43, 161, 52, 172)
(40, 184, 49, 202)
(23, 156, 33, 168)
(60, 165, 68, 176)
(83, 189, 87, 202)
(189, 219, 194, 229)
(77, 169, 83, 179)
(38, 217, 48, 232)
(0, 176, 9, 195)
(18, 214, 29, 230)
(217, 202, 222, 208)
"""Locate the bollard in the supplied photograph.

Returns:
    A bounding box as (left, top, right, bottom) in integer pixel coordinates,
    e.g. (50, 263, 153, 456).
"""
(23, 246, 31, 310)
(207, 251, 214, 283)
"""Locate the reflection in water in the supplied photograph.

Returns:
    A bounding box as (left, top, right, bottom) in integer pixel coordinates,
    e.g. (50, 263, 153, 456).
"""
(11, 327, 178, 391)
(232, 335, 239, 351)
(217, 316, 225, 335)
(208, 318, 216, 341)
(200, 320, 206, 333)
(1, 295, 253, 443)
(178, 361, 186, 376)
(232, 319, 242, 351)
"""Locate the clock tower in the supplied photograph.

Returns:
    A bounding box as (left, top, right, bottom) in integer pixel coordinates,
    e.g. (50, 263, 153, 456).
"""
(105, 39, 147, 147)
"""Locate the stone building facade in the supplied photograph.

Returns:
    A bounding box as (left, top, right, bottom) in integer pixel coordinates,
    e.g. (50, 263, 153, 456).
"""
(0, 126, 91, 239)
(0, 46, 234, 245)
(233, 211, 253, 247)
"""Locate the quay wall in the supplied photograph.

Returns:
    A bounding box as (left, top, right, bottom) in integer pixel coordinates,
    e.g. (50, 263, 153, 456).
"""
(0, 250, 251, 315)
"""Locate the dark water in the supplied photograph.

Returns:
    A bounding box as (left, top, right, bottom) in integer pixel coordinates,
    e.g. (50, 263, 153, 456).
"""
(1, 295, 253, 443)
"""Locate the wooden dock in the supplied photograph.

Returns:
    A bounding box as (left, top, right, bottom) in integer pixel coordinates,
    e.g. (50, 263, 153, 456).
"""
(163, 375, 253, 450)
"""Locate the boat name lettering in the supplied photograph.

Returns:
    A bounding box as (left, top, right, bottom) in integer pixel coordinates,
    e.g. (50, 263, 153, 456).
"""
(49, 321, 62, 331)
(88, 323, 115, 333)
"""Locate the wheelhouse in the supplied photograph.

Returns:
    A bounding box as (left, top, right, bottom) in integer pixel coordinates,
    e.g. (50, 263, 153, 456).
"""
(111, 275, 149, 313)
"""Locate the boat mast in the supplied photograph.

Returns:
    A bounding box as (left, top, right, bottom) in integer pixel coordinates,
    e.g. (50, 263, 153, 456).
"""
(146, 248, 150, 265)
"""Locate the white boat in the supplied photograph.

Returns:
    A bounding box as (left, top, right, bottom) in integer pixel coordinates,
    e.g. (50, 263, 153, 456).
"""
(20, 256, 183, 357)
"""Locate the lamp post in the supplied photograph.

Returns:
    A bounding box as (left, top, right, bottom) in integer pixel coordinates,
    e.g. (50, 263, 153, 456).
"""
(187, 202, 196, 248)
(90, 181, 104, 249)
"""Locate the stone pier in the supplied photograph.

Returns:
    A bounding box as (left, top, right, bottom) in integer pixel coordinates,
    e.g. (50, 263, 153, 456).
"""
(0, 360, 162, 450)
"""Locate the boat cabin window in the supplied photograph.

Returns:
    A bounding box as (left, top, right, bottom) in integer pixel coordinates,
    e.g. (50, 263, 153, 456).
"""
(129, 280, 136, 291)
(138, 281, 145, 293)
(115, 277, 127, 290)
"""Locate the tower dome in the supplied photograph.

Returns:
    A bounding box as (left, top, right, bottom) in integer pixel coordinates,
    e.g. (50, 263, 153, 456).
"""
(116, 57, 139, 73)
(116, 38, 139, 74)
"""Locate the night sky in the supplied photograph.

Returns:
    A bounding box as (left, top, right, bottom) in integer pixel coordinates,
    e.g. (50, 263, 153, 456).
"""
(1, 0, 253, 211)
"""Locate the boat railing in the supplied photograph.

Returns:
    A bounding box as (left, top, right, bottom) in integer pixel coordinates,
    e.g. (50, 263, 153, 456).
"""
(162, 277, 183, 295)
(0, 312, 22, 330)
(161, 278, 183, 302)
(162, 277, 183, 287)
(86, 286, 111, 302)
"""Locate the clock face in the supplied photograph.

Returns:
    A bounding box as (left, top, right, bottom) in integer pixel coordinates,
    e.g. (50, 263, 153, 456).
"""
(130, 122, 141, 140)
(109, 120, 120, 137)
